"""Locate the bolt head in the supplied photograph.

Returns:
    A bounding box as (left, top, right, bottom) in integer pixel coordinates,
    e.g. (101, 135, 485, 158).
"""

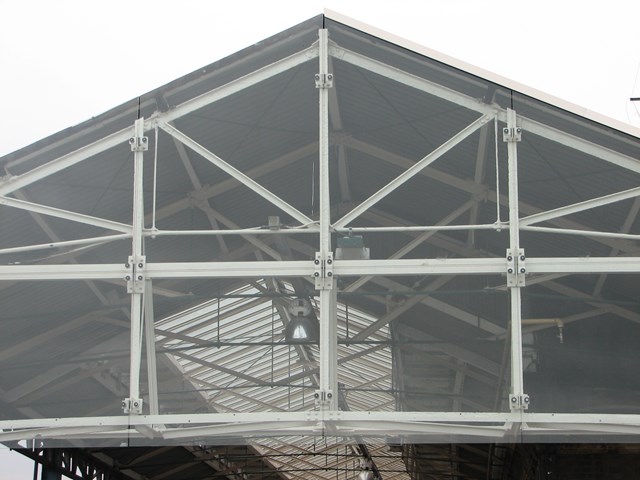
(138, 263, 143, 268)
(125, 275, 131, 281)
(137, 275, 143, 280)
(327, 259, 332, 264)
(507, 268, 513, 274)
(507, 255, 513, 261)
(125, 263, 130, 268)
(129, 138, 135, 144)
(327, 272, 333, 277)
(520, 268, 526, 274)
(314, 272, 320, 277)
(314, 259, 320, 264)
(503, 128, 509, 134)
(520, 255, 525, 261)
(327, 392, 332, 398)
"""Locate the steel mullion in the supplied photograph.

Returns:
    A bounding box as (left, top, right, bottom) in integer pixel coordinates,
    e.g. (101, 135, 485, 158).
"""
(128, 117, 146, 411)
(317, 28, 338, 412)
(505, 109, 525, 409)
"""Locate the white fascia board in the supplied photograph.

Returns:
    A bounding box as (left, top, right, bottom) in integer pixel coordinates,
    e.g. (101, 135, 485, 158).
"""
(324, 9, 640, 140)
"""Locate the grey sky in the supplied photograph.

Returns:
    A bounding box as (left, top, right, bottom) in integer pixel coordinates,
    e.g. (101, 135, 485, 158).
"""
(1, 0, 640, 157)
(1, 0, 639, 477)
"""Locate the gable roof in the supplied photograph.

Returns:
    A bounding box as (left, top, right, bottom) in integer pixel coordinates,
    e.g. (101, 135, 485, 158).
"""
(2, 10, 640, 479)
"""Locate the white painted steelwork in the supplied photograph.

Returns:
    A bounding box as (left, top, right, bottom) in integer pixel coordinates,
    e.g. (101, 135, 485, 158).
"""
(0, 12, 639, 458)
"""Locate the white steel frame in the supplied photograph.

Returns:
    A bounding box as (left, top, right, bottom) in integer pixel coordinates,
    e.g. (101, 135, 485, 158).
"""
(2, 27, 640, 444)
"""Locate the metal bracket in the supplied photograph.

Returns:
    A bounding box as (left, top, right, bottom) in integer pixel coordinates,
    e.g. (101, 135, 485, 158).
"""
(314, 73, 334, 89)
(125, 255, 146, 294)
(502, 126, 522, 143)
(129, 135, 149, 152)
(314, 252, 334, 290)
(122, 397, 143, 414)
(509, 393, 530, 410)
(506, 249, 526, 287)
(314, 389, 334, 407)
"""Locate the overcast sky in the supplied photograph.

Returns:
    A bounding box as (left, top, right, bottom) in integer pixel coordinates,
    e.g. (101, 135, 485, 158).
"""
(1, 0, 640, 158)
(1, 0, 640, 477)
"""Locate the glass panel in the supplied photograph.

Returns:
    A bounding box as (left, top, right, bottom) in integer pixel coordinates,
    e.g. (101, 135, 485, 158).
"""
(522, 274, 640, 443)
(337, 274, 509, 418)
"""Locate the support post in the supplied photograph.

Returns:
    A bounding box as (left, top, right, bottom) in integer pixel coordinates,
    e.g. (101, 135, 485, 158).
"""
(504, 109, 529, 411)
(315, 28, 338, 411)
(144, 279, 159, 415)
(123, 118, 147, 415)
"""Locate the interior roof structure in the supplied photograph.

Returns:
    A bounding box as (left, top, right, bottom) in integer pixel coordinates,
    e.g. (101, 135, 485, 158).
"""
(2, 9, 640, 479)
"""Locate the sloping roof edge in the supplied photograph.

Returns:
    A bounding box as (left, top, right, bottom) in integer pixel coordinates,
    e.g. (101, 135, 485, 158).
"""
(324, 8, 640, 140)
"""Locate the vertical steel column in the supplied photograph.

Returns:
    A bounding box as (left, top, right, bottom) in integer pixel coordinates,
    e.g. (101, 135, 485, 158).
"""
(123, 117, 147, 414)
(144, 279, 159, 415)
(504, 108, 529, 410)
(316, 28, 338, 411)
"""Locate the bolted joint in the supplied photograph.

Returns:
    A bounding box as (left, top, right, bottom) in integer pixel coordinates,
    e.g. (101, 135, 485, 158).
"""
(122, 397, 143, 414)
(502, 126, 522, 143)
(314, 389, 334, 407)
(126, 255, 146, 294)
(129, 136, 149, 152)
(509, 393, 530, 410)
(314, 252, 334, 290)
(506, 248, 526, 287)
(315, 73, 334, 89)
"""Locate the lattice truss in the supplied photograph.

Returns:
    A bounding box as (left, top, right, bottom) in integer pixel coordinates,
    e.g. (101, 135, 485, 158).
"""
(2, 13, 640, 475)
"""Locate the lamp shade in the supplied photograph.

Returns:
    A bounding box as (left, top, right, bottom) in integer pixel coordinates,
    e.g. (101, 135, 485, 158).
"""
(285, 315, 316, 343)
(357, 470, 374, 480)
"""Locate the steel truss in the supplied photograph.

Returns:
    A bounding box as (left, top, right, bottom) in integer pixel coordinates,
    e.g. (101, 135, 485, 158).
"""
(1, 26, 640, 444)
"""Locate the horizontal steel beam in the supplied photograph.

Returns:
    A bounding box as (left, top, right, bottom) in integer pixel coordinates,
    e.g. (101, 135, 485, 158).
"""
(4, 412, 640, 441)
(2, 256, 639, 281)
